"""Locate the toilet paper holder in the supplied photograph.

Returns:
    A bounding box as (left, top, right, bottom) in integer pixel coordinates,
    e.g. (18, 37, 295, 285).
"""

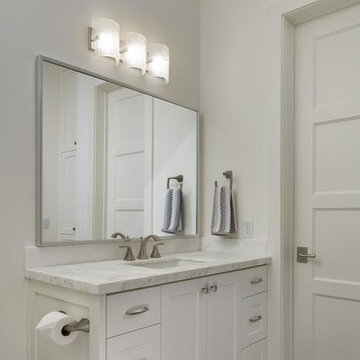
(59, 312, 90, 335)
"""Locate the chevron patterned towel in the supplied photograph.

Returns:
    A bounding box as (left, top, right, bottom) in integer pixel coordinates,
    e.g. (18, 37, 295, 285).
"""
(162, 188, 184, 234)
(211, 184, 237, 236)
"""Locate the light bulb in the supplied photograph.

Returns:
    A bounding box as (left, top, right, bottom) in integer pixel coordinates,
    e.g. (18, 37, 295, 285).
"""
(122, 32, 147, 75)
(148, 43, 169, 84)
(91, 18, 120, 64)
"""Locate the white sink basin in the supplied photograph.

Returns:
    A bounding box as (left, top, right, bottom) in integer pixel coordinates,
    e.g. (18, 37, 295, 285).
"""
(129, 259, 206, 269)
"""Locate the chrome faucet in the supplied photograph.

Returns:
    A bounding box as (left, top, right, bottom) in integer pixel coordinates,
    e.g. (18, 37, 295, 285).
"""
(111, 232, 129, 240)
(137, 234, 161, 260)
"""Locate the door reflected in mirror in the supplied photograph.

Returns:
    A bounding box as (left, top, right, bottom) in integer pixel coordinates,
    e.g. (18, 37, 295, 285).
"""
(39, 58, 198, 245)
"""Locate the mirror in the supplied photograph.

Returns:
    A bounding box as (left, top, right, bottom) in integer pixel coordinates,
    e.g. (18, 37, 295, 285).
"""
(37, 57, 198, 246)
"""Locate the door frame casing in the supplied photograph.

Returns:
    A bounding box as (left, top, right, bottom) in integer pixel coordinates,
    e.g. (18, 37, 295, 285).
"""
(266, 0, 360, 359)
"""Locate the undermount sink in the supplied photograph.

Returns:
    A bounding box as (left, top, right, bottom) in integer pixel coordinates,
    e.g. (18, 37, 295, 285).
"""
(129, 259, 206, 269)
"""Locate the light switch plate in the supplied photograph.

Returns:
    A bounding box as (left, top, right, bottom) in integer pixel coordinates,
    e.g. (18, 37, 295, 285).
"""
(242, 220, 253, 238)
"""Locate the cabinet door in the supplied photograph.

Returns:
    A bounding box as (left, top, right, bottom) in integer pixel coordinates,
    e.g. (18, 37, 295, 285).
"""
(242, 339, 267, 360)
(161, 277, 207, 360)
(107, 325, 160, 360)
(206, 271, 242, 360)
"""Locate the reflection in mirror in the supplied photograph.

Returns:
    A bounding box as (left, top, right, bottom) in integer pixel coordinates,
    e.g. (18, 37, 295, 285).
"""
(40, 59, 198, 245)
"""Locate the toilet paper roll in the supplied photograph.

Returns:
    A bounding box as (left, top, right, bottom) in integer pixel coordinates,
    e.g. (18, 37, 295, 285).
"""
(36, 311, 78, 345)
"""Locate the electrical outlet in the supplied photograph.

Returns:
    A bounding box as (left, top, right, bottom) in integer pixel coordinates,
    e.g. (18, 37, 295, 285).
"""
(242, 220, 253, 238)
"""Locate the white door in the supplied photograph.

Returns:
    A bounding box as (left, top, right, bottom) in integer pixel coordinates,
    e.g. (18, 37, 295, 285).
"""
(206, 272, 242, 360)
(161, 277, 207, 360)
(59, 70, 78, 240)
(106, 88, 152, 238)
(107, 325, 160, 360)
(294, 4, 360, 360)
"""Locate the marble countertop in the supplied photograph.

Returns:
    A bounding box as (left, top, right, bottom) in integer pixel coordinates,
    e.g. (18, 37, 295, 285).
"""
(25, 251, 271, 295)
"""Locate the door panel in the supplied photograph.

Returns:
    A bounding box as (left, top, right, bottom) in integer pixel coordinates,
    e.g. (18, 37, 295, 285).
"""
(314, 295, 360, 360)
(59, 150, 76, 237)
(314, 209, 360, 282)
(161, 278, 206, 360)
(314, 118, 360, 193)
(206, 272, 242, 360)
(107, 89, 152, 238)
(294, 4, 360, 360)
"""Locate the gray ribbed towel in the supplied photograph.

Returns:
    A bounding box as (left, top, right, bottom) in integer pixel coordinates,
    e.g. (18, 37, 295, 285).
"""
(162, 188, 184, 234)
(211, 184, 237, 236)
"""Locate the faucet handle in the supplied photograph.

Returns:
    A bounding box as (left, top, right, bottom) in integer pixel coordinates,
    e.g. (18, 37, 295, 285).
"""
(119, 245, 136, 261)
(150, 242, 164, 259)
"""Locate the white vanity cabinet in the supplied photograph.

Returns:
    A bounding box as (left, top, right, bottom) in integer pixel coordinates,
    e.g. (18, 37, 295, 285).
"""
(161, 268, 268, 360)
(106, 266, 268, 360)
(28, 264, 268, 360)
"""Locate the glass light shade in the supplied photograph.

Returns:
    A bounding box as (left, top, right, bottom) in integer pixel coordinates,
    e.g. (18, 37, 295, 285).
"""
(92, 18, 120, 64)
(148, 44, 169, 84)
(122, 32, 147, 75)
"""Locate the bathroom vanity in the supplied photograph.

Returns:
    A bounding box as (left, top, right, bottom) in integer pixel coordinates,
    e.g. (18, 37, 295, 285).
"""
(27, 252, 270, 360)
(30, 56, 270, 360)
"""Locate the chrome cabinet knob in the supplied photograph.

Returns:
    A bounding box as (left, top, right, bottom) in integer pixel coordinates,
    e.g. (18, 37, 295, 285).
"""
(209, 285, 218, 293)
(201, 286, 209, 295)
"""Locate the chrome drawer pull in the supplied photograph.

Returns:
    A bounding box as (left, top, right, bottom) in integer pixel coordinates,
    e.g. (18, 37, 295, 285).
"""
(250, 278, 263, 285)
(125, 305, 149, 316)
(210, 285, 218, 293)
(249, 315, 262, 323)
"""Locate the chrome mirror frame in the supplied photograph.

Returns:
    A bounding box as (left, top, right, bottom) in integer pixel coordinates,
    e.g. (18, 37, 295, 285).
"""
(35, 55, 199, 247)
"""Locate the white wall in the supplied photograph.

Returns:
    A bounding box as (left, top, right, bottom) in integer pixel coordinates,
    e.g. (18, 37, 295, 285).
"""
(152, 99, 198, 235)
(0, 0, 199, 358)
(200, 0, 278, 252)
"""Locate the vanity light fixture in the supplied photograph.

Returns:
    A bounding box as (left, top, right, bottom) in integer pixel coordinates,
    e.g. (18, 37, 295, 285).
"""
(147, 43, 170, 84)
(88, 18, 170, 83)
(88, 18, 121, 64)
(121, 32, 147, 75)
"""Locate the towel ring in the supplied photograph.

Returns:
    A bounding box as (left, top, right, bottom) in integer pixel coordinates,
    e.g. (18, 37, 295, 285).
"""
(167, 175, 184, 189)
(215, 170, 233, 190)
(223, 170, 233, 191)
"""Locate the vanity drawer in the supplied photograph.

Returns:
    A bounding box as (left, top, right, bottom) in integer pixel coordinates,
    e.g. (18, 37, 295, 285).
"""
(242, 339, 267, 360)
(242, 292, 268, 347)
(242, 266, 267, 298)
(107, 325, 160, 360)
(107, 287, 160, 338)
